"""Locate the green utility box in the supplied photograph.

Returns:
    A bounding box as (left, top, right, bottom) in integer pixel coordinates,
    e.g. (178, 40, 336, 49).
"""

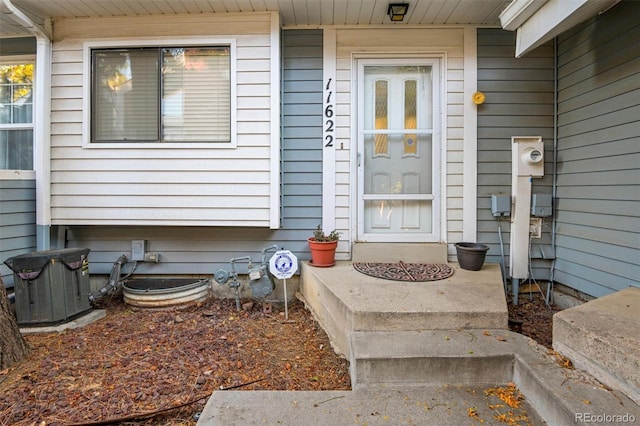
(4, 248, 91, 326)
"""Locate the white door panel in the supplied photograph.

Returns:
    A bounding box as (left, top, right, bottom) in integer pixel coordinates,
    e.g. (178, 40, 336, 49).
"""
(357, 60, 440, 242)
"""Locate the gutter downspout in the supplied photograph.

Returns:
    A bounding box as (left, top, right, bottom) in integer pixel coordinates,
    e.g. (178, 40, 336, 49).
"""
(549, 37, 559, 296)
(2, 0, 52, 251)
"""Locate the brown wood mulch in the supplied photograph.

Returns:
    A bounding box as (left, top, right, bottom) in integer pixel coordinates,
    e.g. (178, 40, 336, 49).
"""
(0, 297, 351, 426)
(0, 286, 559, 426)
(507, 288, 561, 349)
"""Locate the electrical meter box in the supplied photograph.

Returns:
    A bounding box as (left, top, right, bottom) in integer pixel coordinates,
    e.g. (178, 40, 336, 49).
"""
(4, 248, 91, 325)
(513, 136, 544, 177)
(131, 240, 146, 261)
(531, 193, 553, 217)
(491, 194, 511, 217)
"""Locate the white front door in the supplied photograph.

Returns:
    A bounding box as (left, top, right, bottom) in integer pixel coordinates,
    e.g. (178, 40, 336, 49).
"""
(357, 59, 441, 242)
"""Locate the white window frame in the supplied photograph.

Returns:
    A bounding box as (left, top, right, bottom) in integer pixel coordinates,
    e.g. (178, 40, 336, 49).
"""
(0, 55, 36, 176)
(82, 38, 237, 149)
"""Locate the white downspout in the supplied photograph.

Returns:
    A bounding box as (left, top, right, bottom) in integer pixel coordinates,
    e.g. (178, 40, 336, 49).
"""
(2, 0, 52, 250)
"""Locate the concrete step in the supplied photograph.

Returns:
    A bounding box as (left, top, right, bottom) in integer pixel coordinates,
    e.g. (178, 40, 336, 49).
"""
(197, 384, 546, 426)
(198, 330, 640, 426)
(299, 260, 507, 359)
(350, 329, 515, 388)
(352, 242, 448, 263)
(553, 287, 640, 405)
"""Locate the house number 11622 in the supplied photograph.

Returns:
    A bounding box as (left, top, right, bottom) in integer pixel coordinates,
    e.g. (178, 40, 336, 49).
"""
(324, 78, 334, 148)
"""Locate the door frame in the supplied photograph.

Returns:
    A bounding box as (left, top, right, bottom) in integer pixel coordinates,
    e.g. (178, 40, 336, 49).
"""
(352, 56, 445, 243)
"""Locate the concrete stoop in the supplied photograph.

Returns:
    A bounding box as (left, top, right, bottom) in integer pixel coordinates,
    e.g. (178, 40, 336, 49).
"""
(198, 330, 640, 425)
(553, 287, 640, 406)
(196, 255, 640, 425)
(299, 260, 508, 359)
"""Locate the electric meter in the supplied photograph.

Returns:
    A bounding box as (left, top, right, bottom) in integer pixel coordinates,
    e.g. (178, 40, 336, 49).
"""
(523, 147, 543, 164)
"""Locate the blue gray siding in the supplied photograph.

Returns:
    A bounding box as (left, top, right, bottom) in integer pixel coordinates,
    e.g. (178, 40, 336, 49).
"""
(476, 29, 555, 280)
(0, 37, 35, 55)
(1, 179, 37, 288)
(281, 30, 324, 239)
(65, 29, 324, 276)
(553, 1, 640, 297)
(0, 37, 37, 289)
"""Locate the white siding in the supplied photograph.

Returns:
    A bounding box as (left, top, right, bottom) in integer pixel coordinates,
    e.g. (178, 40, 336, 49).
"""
(333, 27, 467, 247)
(49, 12, 277, 226)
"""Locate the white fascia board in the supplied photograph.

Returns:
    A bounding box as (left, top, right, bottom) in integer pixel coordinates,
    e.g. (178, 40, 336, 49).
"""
(515, 0, 620, 57)
(499, 0, 548, 31)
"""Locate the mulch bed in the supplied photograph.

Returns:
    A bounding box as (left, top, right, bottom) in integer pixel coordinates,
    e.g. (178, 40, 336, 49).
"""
(507, 288, 561, 349)
(0, 297, 351, 426)
(0, 285, 560, 425)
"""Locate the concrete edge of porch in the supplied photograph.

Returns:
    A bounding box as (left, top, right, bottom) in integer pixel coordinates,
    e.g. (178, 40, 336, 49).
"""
(298, 260, 508, 360)
(553, 286, 640, 406)
(197, 328, 640, 425)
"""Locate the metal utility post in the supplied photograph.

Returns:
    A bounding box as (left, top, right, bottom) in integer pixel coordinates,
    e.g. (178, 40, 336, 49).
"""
(509, 136, 544, 305)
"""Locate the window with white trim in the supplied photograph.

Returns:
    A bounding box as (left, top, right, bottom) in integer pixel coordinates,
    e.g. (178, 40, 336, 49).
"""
(0, 60, 34, 170)
(91, 46, 230, 143)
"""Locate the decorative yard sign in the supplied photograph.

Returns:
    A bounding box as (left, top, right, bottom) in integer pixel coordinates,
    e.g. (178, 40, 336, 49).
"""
(269, 250, 298, 320)
(269, 250, 298, 279)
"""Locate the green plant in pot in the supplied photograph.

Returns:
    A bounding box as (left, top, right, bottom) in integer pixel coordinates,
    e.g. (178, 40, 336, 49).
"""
(308, 225, 340, 267)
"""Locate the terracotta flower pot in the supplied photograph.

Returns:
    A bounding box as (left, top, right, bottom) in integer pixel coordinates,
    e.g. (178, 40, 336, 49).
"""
(308, 238, 338, 267)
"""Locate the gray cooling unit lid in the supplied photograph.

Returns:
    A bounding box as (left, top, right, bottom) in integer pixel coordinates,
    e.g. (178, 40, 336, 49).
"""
(4, 248, 90, 280)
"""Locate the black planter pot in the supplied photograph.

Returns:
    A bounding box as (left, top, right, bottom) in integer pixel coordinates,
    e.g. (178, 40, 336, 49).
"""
(455, 242, 490, 271)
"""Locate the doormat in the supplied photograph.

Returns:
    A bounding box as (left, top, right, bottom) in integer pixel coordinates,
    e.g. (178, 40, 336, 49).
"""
(353, 261, 454, 282)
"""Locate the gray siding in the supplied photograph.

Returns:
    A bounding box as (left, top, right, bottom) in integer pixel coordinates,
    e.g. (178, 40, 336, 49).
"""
(554, 1, 640, 297)
(65, 29, 324, 276)
(0, 37, 35, 55)
(281, 29, 324, 236)
(1, 37, 37, 289)
(476, 29, 555, 280)
(0, 179, 37, 288)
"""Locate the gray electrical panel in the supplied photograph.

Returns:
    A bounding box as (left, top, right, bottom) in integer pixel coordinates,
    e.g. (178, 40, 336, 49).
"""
(491, 194, 511, 217)
(131, 240, 146, 261)
(531, 193, 553, 217)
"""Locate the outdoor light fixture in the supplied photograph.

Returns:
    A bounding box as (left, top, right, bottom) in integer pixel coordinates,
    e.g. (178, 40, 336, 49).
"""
(387, 3, 409, 21)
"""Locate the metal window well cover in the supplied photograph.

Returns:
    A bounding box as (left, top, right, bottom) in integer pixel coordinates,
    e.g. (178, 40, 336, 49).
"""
(4, 248, 90, 280)
(122, 278, 210, 308)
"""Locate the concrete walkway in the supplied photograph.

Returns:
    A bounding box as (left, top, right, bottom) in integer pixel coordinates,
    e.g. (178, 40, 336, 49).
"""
(198, 328, 640, 425)
(198, 251, 640, 425)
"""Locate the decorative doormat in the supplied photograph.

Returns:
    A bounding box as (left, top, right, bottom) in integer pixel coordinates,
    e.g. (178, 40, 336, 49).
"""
(353, 261, 454, 282)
